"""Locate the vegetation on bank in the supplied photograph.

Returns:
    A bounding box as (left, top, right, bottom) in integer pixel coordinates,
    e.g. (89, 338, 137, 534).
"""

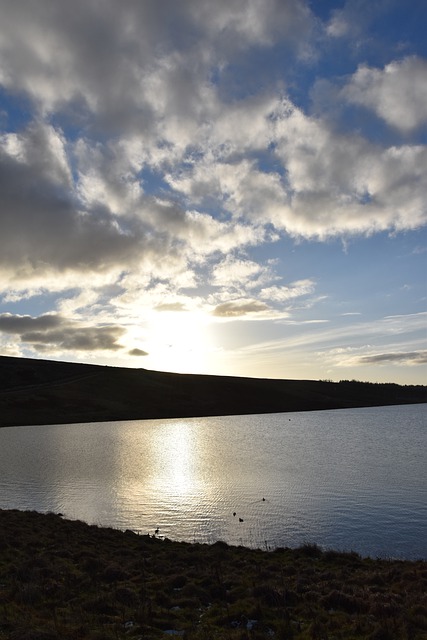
(0, 355, 426, 427)
(0, 510, 426, 639)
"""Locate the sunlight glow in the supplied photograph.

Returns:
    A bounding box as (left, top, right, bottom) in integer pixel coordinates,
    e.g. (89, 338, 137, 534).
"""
(146, 309, 215, 374)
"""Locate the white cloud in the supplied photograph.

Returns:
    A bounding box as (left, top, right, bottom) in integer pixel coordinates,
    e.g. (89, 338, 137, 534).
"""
(342, 56, 427, 132)
(211, 256, 274, 290)
(259, 279, 315, 302)
(326, 15, 349, 38)
(271, 100, 427, 237)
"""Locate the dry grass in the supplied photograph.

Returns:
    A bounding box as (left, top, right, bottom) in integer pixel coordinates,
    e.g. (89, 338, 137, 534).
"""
(0, 509, 426, 639)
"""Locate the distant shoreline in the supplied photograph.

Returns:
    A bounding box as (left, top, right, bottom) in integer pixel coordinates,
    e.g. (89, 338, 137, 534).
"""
(1, 355, 426, 427)
(1, 401, 426, 430)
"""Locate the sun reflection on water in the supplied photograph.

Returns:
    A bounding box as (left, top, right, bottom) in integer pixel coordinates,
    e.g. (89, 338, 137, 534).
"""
(152, 422, 198, 496)
(0, 407, 425, 557)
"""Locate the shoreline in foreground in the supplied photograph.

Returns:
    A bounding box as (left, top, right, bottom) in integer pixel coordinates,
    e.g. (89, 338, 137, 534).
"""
(1, 508, 426, 639)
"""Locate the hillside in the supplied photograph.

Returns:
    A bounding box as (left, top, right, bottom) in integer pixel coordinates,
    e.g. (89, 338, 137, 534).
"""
(0, 355, 425, 427)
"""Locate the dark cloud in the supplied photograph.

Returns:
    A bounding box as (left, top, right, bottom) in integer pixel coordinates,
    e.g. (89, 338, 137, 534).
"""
(0, 313, 61, 333)
(213, 299, 269, 317)
(359, 351, 427, 365)
(0, 313, 124, 352)
(0, 142, 135, 274)
(0, 122, 256, 288)
(0, 125, 190, 281)
(128, 348, 149, 356)
(0, 1, 175, 132)
(0, 0, 314, 132)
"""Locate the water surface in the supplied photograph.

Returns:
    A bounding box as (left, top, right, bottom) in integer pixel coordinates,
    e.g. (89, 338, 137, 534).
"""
(0, 404, 425, 559)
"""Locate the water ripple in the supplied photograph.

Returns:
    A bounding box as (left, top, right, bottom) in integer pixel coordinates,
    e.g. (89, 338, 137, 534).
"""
(0, 404, 425, 559)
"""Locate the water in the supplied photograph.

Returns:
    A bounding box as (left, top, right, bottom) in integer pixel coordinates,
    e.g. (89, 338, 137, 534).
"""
(0, 404, 425, 559)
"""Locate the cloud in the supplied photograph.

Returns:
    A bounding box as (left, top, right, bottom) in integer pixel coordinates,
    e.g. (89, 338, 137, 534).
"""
(191, 0, 313, 51)
(169, 91, 427, 241)
(357, 351, 427, 366)
(128, 348, 149, 357)
(0, 313, 61, 333)
(0, 313, 124, 352)
(0, 0, 425, 388)
(0, 2, 295, 296)
(0, 121, 269, 293)
(326, 14, 349, 38)
(211, 256, 275, 290)
(0, 1, 425, 300)
(259, 279, 315, 302)
(212, 299, 270, 318)
(271, 100, 427, 237)
(207, 268, 314, 319)
(323, 0, 381, 43)
(228, 312, 427, 358)
(155, 303, 187, 312)
(342, 56, 427, 132)
(0, 1, 183, 124)
(0, 124, 147, 280)
(0, 0, 314, 132)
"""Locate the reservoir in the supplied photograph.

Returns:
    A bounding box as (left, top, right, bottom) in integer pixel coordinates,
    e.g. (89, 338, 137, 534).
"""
(0, 403, 425, 559)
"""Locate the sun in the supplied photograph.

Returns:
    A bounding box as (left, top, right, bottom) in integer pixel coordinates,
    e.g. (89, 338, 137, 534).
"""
(145, 309, 214, 374)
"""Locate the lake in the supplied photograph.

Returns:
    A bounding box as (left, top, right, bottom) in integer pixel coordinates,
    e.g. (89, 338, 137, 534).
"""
(0, 403, 425, 559)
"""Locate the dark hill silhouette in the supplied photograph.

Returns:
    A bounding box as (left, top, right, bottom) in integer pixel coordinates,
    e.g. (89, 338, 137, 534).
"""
(0, 355, 425, 427)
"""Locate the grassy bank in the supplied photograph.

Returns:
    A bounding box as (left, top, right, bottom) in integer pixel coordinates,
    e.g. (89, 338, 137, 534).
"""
(0, 510, 426, 639)
(1, 355, 426, 427)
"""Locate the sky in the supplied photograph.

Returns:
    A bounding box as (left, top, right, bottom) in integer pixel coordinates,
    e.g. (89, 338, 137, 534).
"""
(0, 0, 426, 385)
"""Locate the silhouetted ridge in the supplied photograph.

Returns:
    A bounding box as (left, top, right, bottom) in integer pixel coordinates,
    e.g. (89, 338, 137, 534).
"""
(0, 355, 425, 427)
